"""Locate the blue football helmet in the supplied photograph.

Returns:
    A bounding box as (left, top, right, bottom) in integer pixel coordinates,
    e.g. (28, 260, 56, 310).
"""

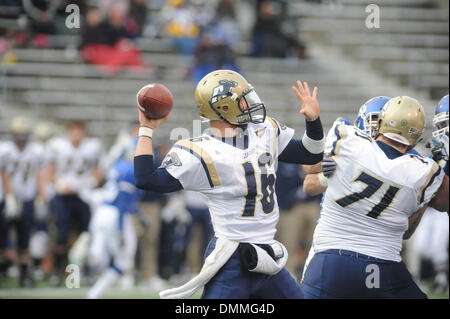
(432, 94, 449, 138)
(354, 96, 390, 137)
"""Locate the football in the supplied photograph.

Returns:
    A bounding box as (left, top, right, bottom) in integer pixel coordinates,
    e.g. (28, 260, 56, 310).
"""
(137, 83, 173, 119)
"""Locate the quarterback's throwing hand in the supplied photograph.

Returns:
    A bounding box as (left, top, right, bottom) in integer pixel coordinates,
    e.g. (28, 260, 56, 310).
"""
(137, 105, 170, 130)
(292, 81, 320, 122)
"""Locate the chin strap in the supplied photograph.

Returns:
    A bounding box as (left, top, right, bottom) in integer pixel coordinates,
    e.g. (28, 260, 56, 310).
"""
(208, 100, 234, 125)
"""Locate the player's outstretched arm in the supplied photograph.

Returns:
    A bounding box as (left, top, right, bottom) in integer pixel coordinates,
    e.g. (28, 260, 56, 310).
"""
(134, 107, 183, 193)
(302, 163, 322, 175)
(278, 81, 325, 165)
(292, 80, 319, 122)
(302, 158, 336, 195)
(303, 173, 327, 196)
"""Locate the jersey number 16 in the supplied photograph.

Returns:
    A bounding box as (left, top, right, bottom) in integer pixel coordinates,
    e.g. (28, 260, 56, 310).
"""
(241, 153, 276, 217)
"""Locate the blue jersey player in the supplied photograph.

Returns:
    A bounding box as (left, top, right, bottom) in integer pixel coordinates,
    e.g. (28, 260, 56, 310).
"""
(87, 157, 141, 299)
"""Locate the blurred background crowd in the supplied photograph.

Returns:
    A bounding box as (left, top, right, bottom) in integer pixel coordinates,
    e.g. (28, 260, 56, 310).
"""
(0, 0, 448, 297)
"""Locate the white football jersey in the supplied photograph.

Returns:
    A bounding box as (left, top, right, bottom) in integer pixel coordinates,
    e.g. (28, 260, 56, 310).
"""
(162, 117, 294, 244)
(3, 141, 44, 202)
(184, 190, 208, 209)
(36, 139, 59, 200)
(313, 122, 445, 262)
(49, 137, 103, 194)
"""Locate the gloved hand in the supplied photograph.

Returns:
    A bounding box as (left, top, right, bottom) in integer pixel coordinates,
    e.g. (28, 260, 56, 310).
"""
(5, 194, 20, 221)
(426, 136, 448, 162)
(321, 157, 337, 178)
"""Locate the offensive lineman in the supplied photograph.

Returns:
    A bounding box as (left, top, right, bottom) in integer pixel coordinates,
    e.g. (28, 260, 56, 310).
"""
(303, 96, 390, 196)
(134, 70, 325, 298)
(87, 156, 140, 299)
(301, 96, 449, 298)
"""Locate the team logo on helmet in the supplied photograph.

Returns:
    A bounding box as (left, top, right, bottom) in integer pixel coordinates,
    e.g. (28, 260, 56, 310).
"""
(210, 80, 238, 105)
(409, 127, 420, 135)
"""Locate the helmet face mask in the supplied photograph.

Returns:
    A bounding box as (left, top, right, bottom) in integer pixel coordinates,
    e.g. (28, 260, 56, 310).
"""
(432, 113, 449, 138)
(354, 96, 390, 138)
(235, 88, 266, 125)
(358, 112, 379, 138)
(196, 70, 267, 126)
(432, 94, 449, 139)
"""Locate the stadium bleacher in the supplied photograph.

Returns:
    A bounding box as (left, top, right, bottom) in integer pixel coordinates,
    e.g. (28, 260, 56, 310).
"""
(0, 0, 448, 148)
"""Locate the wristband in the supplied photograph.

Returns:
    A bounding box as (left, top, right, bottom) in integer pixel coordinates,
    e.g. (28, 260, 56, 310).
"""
(318, 172, 328, 188)
(139, 126, 154, 139)
(302, 132, 326, 154)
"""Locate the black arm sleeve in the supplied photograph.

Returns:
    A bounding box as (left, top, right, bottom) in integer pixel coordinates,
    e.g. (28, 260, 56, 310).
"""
(304, 116, 324, 140)
(278, 139, 324, 164)
(278, 117, 324, 164)
(134, 155, 183, 193)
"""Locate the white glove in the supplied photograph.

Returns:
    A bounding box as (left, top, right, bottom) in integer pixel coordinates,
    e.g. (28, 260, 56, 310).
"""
(34, 198, 48, 221)
(5, 194, 21, 221)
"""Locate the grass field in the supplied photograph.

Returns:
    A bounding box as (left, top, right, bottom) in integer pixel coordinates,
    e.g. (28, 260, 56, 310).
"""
(0, 278, 447, 299)
(0, 277, 203, 299)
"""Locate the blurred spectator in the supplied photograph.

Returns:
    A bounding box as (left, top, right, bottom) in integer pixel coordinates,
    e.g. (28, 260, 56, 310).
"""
(20, 0, 62, 48)
(252, 0, 305, 59)
(160, 0, 201, 56)
(98, 0, 147, 38)
(79, 7, 148, 75)
(98, 0, 129, 18)
(22, 0, 62, 35)
(191, 0, 240, 85)
(215, 0, 240, 49)
(0, 35, 18, 65)
(129, 0, 149, 37)
(19, 0, 87, 47)
(191, 27, 240, 85)
(275, 162, 321, 279)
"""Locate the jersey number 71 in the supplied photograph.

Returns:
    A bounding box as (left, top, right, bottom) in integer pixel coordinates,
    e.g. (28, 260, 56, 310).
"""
(335, 171, 401, 219)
